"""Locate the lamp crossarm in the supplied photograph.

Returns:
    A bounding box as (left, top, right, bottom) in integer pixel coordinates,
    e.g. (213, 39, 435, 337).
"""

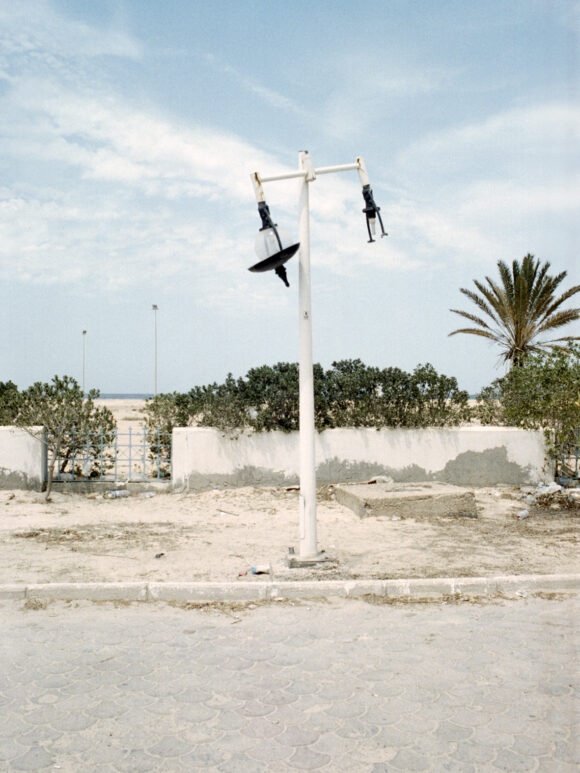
(250, 157, 370, 202)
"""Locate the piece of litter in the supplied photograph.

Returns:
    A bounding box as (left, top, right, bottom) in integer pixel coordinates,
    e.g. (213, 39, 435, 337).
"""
(516, 509, 530, 520)
(154, 552, 165, 559)
(105, 490, 130, 499)
(250, 564, 270, 575)
(367, 475, 394, 486)
(538, 482, 562, 494)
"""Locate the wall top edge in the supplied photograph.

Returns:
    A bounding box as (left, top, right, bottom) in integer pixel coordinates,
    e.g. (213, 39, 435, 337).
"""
(172, 426, 541, 436)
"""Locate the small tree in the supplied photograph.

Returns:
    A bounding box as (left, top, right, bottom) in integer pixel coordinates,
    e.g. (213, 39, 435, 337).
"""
(322, 360, 470, 428)
(473, 383, 506, 426)
(0, 381, 21, 425)
(476, 345, 580, 474)
(243, 363, 301, 432)
(189, 375, 248, 434)
(409, 363, 471, 427)
(323, 359, 382, 427)
(16, 375, 115, 500)
(144, 392, 192, 476)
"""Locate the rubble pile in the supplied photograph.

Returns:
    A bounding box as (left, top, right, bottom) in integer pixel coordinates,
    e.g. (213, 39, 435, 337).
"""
(519, 482, 580, 511)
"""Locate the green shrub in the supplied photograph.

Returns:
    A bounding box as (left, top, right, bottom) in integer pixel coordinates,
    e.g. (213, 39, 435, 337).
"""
(15, 375, 115, 499)
(476, 345, 580, 473)
(0, 381, 21, 425)
(150, 360, 472, 439)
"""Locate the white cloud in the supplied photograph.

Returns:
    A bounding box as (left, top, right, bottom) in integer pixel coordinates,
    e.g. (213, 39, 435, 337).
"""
(0, 4, 420, 290)
(459, 179, 580, 218)
(3, 72, 305, 204)
(0, 0, 141, 71)
(1, 59, 411, 287)
(317, 49, 452, 140)
(2, 2, 576, 304)
(203, 53, 308, 118)
(398, 103, 580, 174)
(384, 101, 580, 272)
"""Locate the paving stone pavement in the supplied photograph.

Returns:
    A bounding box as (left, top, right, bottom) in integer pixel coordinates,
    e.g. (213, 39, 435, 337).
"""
(0, 595, 577, 772)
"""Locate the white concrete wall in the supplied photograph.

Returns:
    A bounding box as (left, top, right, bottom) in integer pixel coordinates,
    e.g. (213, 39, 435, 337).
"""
(173, 426, 550, 490)
(0, 427, 46, 490)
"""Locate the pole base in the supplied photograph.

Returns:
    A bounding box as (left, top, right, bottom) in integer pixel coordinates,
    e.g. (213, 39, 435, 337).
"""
(287, 548, 333, 568)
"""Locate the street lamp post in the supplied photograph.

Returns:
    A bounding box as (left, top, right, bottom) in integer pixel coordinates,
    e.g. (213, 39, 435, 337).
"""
(152, 305, 158, 397)
(249, 151, 386, 561)
(82, 330, 87, 396)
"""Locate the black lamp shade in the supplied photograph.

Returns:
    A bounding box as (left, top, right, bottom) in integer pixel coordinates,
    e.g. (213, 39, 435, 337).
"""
(249, 242, 300, 273)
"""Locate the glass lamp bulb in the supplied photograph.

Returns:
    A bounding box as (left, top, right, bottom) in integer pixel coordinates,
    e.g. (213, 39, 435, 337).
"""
(255, 226, 292, 260)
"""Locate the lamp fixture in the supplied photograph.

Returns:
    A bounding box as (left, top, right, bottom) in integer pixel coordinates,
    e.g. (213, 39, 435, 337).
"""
(361, 184, 387, 243)
(248, 200, 300, 287)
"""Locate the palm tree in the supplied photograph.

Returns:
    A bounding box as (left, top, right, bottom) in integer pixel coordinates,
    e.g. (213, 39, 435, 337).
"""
(449, 254, 580, 366)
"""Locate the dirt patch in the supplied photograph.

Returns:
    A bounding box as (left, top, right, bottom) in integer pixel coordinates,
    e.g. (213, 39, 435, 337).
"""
(13, 523, 189, 551)
(0, 485, 577, 584)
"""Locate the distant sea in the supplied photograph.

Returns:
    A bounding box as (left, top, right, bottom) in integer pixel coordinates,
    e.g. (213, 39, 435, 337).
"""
(100, 394, 153, 400)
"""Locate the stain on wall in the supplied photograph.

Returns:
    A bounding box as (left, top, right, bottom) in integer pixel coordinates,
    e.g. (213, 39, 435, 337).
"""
(438, 447, 533, 486)
(180, 447, 538, 491)
(0, 469, 42, 491)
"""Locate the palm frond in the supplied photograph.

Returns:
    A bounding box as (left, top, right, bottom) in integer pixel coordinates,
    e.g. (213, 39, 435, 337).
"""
(535, 308, 580, 334)
(537, 285, 580, 324)
(530, 273, 570, 318)
(497, 260, 514, 300)
(474, 279, 510, 323)
(458, 287, 502, 325)
(449, 308, 493, 330)
(542, 334, 580, 344)
(448, 327, 499, 341)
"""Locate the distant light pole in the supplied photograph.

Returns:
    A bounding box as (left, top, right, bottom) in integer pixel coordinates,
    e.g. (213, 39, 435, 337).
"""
(82, 330, 87, 395)
(249, 151, 386, 561)
(152, 305, 158, 397)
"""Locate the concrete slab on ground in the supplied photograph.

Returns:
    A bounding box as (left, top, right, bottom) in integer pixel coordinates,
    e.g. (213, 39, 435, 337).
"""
(334, 481, 478, 519)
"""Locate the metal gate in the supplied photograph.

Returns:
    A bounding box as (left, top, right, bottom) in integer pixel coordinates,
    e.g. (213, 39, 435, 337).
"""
(54, 427, 172, 482)
(558, 429, 579, 483)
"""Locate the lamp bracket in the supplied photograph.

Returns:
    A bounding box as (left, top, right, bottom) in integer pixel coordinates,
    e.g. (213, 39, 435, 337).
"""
(251, 171, 266, 202)
(299, 150, 316, 182)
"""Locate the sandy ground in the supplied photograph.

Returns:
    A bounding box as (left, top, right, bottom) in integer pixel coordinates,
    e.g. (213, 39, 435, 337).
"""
(95, 398, 147, 434)
(0, 485, 577, 585)
(2, 398, 576, 585)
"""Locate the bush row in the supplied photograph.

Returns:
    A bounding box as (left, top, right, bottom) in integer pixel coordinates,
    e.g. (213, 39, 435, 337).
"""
(144, 359, 472, 436)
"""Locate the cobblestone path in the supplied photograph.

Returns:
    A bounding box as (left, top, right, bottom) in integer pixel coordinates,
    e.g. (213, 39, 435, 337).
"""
(0, 596, 577, 771)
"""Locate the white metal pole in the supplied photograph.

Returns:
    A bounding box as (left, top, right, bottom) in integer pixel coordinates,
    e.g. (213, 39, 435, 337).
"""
(82, 330, 86, 395)
(153, 305, 158, 397)
(250, 154, 373, 561)
(297, 151, 318, 559)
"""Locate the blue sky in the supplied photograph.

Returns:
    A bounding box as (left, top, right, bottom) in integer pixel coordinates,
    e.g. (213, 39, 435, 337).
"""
(1, 0, 578, 395)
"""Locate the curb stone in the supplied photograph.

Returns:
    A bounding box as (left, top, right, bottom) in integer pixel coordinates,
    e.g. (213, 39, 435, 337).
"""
(0, 574, 578, 603)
